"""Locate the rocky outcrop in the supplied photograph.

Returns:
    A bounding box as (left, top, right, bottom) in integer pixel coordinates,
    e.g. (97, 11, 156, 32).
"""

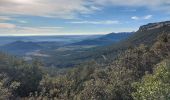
(139, 21, 170, 32)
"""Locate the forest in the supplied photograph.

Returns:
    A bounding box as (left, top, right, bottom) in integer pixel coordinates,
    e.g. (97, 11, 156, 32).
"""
(0, 22, 170, 100)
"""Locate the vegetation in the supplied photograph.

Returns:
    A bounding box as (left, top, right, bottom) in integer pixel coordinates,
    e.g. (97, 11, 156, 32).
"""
(0, 53, 43, 98)
(132, 59, 170, 100)
(0, 22, 170, 99)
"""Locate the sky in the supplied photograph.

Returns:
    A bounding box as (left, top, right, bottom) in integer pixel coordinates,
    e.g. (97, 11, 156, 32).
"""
(0, 0, 170, 36)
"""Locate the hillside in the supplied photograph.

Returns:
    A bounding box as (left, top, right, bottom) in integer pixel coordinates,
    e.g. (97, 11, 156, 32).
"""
(78, 21, 170, 60)
(43, 21, 170, 67)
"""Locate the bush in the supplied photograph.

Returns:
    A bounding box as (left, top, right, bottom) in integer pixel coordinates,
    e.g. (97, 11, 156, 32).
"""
(132, 59, 170, 100)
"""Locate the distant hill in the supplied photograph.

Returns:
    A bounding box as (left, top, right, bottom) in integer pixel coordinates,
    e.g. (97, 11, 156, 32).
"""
(0, 33, 132, 57)
(0, 35, 101, 55)
(71, 32, 133, 46)
(0, 41, 43, 55)
(0, 35, 100, 46)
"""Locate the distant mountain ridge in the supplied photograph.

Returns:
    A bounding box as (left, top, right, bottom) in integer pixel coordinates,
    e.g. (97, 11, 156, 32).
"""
(0, 35, 100, 46)
(0, 32, 133, 56)
(71, 32, 133, 46)
(3, 41, 42, 49)
(139, 21, 170, 31)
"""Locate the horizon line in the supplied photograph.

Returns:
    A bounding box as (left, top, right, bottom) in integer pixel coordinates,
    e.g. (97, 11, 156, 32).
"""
(0, 31, 134, 37)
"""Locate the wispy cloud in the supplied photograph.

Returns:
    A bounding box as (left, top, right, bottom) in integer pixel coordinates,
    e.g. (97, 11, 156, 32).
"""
(18, 20, 28, 24)
(0, 0, 99, 19)
(16, 26, 63, 33)
(0, 0, 169, 19)
(38, 27, 64, 29)
(131, 15, 153, 20)
(0, 23, 16, 28)
(131, 16, 139, 20)
(0, 16, 29, 24)
(143, 15, 153, 19)
(0, 22, 64, 35)
(69, 20, 119, 24)
(93, 0, 170, 11)
(0, 16, 13, 21)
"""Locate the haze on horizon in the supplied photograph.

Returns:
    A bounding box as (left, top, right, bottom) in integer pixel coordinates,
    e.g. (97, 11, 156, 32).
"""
(0, 0, 170, 36)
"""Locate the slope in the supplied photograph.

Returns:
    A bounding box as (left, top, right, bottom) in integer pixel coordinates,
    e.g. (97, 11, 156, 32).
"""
(43, 21, 170, 67)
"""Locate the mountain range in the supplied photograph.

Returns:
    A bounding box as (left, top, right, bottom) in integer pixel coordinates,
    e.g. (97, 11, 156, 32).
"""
(71, 32, 133, 46)
(42, 21, 170, 67)
(0, 21, 170, 68)
(0, 32, 133, 57)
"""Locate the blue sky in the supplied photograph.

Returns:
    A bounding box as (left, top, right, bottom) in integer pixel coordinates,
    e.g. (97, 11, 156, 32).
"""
(0, 0, 170, 36)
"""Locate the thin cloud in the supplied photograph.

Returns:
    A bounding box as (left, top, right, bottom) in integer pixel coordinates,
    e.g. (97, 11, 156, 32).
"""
(0, 16, 13, 21)
(18, 20, 28, 24)
(131, 16, 139, 20)
(69, 20, 119, 24)
(0, 16, 29, 24)
(0, 22, 64, 35)
(131, 15, 153, 20)
(0, 0, 98, 19)
(0, 23, 16, 29)
(39, 27, 64, 29)
(0, 0, 169, 18)
(143, 15, 153, 19)
(93, 0, 170, 10)
(17, 27, 60, 33)
(92, 0, 170, 17)
(15, 26, 64, 33)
